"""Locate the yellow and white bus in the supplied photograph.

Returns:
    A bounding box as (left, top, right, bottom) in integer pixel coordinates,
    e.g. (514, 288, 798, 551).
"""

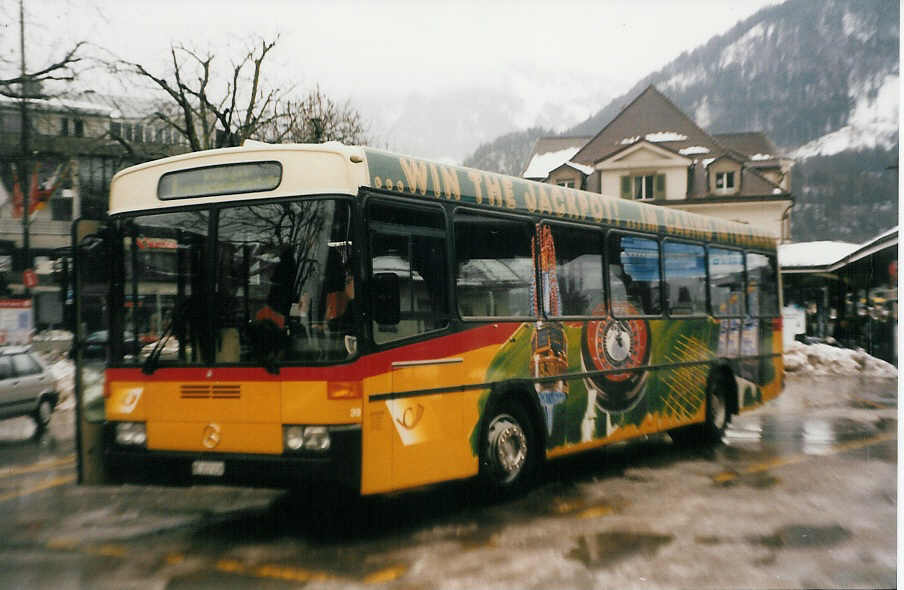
(73, 141, 783, 495)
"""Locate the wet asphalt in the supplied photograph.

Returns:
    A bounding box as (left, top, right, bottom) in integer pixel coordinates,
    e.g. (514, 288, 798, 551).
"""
(0, 374, 896, 589)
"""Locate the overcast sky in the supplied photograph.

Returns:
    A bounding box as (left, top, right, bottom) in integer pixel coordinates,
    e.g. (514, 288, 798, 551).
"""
(9, 0, 779, 97)
(4, 0, 781, 159)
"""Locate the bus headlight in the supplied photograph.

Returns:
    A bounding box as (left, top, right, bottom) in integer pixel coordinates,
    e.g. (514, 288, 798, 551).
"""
(115, 422, 147, 447)
(284, 426, 305, 451)
(283, 425, 331, 452)
(303, 426, 331, 451)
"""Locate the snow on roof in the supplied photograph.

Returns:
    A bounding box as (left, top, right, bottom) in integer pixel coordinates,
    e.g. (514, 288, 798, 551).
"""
(645, 131, 688, 142)
(679, 146, 710, 155)
(751, 153, 773, 160)
(779, 241, 860, 269)
(565, 161, 594, 176)
(620, 136, 641, 145)
(523, 146, 582, 179)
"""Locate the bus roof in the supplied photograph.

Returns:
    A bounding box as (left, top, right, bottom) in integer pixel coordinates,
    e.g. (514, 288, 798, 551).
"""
(109, 141, 776, 251)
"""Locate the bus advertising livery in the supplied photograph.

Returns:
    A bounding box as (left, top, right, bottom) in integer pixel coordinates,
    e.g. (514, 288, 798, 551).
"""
(72, 141, 783, 496)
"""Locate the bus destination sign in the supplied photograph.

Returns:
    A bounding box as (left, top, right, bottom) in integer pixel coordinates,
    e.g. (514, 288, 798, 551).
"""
(157, 161, 282, 200)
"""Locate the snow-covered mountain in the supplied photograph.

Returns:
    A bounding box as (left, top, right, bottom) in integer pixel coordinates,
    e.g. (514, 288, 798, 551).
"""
(356, 68, 612, 163)
(464, 0, 899, 242)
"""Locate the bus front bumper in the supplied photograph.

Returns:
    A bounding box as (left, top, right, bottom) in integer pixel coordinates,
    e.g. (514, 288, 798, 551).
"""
(102, 423, 362, 491)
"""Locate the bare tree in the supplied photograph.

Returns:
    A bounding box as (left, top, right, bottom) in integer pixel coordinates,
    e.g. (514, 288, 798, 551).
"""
(0, 32, 85, 100)
(118, 38, 286, 151)
(269, 85, 368, 145)
(117, 37, 367, 151)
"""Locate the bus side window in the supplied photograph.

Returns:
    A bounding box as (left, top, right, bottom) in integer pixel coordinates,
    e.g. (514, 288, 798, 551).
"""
(542, 223, 604, 317)
(368, 201, 448, 344)
(455, 212, 535, 319)
(663, 241, 706, 316)
(607, 233, 661, 316)
(708, 247, 746, 316)
(747, 252, 779, 317)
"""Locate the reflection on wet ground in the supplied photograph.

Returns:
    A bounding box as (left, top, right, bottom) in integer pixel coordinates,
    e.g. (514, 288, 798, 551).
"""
(723, 413, 896, 460)
(568, 531, 673, 568)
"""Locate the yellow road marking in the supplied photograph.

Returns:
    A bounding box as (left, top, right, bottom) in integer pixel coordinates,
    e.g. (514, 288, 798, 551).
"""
(713, 471, 738, 483)
(0, 474, 75, 503)
(364, 565, 408, 584)
(0, 455, 76, 479)
(215, 558, 333, 583)
(577, 505, 615, 519)
(164, 553, 186, 565)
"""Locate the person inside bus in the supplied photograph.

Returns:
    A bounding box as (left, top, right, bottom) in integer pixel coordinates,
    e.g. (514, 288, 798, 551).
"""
(249, 244, 297, 366)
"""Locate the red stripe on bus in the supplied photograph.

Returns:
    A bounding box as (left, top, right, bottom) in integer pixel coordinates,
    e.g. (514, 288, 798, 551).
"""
(104, 322, 519, 382)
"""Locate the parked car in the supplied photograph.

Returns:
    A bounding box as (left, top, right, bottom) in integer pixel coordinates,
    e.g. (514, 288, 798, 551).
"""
(83, 330, 141, 359)
(0, 347, 58, 429)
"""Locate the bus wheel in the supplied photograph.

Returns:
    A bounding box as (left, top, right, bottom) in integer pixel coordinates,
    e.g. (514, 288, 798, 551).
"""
(480, 401, 536, 493)
(703, 374, 730, 443)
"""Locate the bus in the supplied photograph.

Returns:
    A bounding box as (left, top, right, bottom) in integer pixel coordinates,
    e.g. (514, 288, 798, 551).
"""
(72, 141, 783, 495)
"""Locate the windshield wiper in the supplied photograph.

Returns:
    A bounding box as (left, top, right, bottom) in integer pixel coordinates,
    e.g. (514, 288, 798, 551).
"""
(142, 299, 190, 375)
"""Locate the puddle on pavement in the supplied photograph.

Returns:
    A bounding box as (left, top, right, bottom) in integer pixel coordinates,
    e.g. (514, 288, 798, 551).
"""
(751, 524, 851, 549)
(724, 414, 891, 457)
(567, 531, 672, 568)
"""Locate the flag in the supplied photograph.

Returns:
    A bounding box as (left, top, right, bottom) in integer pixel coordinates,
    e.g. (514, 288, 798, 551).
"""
(11, 162, 68, 219)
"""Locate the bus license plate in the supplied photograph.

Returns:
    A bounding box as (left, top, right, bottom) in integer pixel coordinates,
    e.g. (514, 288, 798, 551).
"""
(192, 460, 225, 477)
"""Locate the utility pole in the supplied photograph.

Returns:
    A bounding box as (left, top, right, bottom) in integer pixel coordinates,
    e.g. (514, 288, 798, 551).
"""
(18, 0, 31, 297)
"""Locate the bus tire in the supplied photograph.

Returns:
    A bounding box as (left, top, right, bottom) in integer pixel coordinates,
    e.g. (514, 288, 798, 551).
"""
(479, 400, 537, 495)
(703, 371, 731, 443)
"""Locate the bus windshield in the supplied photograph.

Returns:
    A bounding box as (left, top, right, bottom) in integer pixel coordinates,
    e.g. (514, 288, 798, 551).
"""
(113, 198, 357, 367)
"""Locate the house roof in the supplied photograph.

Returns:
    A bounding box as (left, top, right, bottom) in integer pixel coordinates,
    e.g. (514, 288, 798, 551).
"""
(572, 85, 723, 166)
(522, 136, 592, 179)
(65, 91, 165, 120)
(713, 132, 778, 158)
(685, 159, 786, 199)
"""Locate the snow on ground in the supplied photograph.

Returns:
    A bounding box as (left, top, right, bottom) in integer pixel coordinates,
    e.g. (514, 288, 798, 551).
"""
(783, 340, 898, 378)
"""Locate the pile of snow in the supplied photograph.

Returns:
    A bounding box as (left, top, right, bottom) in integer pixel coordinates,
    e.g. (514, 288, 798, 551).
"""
(784, 340, 897, 378)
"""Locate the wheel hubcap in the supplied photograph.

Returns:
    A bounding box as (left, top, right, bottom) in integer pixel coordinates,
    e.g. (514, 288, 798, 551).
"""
(487, 414, 527, 483)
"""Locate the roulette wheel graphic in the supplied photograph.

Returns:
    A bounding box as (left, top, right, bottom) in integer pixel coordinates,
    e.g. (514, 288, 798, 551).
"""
(581, 304, 651, 412)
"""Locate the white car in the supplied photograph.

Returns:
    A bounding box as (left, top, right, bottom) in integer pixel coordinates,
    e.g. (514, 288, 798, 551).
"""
(0, 347, 58, 429)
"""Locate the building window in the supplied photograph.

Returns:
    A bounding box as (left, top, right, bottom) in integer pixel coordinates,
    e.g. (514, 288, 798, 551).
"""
(110, 121, 121, 138)
(61, 117, 70, 137)
(557, 179, 575, 188)
(134, 124, 143, 143)
(715, 171, 735, 191)
(74, 119, 84, 137)
(620, 174, 665, 201)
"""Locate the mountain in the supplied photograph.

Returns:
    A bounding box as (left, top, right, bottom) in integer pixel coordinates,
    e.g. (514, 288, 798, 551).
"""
(464, 0, 899, 243)
(357, 69, 613, 164)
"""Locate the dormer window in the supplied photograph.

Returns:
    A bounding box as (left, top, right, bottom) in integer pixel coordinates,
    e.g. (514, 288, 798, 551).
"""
(715, 171, 735, 191)
(620, 174, 665, 200)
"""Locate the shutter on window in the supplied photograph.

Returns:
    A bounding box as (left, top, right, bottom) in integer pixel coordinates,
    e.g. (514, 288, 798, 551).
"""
(620, 176, 631, 198)
(654, 174, 666, 198)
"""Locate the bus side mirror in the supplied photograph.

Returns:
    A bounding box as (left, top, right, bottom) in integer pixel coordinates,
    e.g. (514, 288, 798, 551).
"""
(371, 273, 401, 326)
